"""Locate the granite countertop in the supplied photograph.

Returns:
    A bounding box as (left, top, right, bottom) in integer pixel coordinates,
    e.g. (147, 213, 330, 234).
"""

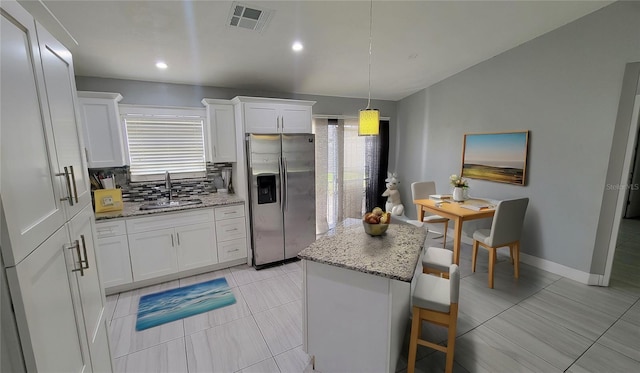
(298, 218, 427, 282)
(94, 192, 245, 221)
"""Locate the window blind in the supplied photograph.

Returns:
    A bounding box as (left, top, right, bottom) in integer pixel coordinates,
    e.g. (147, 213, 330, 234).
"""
(125, 118, 206, 181)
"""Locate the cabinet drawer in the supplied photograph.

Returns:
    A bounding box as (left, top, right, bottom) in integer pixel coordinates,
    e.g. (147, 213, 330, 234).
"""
(215, 217, 246, 242)
(215, 204, 245, 220)
(95, 220, 126, 238)
(218, 238, 247, 263)
(127, 209, 214, 234)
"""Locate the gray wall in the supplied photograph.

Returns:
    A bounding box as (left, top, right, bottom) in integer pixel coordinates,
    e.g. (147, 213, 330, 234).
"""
(394, 1, 640, 275)
(75, 77, 397, 128)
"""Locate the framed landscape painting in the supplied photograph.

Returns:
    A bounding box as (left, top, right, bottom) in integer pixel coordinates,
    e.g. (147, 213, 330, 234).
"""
(461, 131, 529, 186)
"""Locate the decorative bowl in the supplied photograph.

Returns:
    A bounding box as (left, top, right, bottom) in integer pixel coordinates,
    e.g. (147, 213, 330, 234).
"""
(362, 221, 389, 236)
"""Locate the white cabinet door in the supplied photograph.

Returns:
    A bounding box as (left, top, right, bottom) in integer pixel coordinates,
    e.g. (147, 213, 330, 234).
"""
(68, 205, 112, 373)
(0, 3, 66, 266)
(96, 235, 133, 288)
(176, 222, 217, 271)
(6, 227, 88, 373)
(203, 100, 236, 162)
(280, 104, 312, 133)
(78, 92, 125, 168)
(244, 102, 279, 133)
(128, 228, 178, 281)
(37, 23, 91, 219)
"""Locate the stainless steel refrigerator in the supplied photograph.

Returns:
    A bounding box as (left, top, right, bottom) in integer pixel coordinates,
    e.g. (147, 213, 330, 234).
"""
(246, 133, 316, 267)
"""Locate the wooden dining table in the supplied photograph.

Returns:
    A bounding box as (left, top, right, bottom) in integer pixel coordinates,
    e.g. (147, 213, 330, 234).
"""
(414, 198, 496, 264)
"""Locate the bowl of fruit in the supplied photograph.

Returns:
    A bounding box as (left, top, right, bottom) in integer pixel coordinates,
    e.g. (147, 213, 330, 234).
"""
(362, 207, 391, 236)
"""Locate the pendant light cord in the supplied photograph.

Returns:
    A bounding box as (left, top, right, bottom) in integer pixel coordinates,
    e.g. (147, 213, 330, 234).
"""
(366, 0, 373, 110)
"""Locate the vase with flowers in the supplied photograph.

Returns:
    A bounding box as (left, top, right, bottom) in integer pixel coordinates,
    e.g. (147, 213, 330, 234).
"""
(450, 174, 469, 202)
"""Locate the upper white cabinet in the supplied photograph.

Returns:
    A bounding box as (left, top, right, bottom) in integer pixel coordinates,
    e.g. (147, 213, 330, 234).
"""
(78, 91, 126, 167)
(1, 2, 67, 265)
(202, 99, 236, 162)
(232, 96, 315, 134)
(37, 23, 92, 221)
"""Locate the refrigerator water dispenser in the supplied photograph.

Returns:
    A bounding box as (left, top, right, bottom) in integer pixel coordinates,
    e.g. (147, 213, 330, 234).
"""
(257, 175, 277, 204)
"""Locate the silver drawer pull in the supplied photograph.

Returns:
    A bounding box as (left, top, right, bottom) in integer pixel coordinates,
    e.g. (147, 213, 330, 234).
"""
(228, 248, 240, 253)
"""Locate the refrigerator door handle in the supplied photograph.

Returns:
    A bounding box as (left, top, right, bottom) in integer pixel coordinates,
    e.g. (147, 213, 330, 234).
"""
(283, 157, 289, 211)
(278, 156, 285, 213)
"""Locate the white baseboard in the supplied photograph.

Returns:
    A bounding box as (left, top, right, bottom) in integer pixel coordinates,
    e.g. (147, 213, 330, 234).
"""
(446, 228, 603, 286)
(519, 253, 602, 285)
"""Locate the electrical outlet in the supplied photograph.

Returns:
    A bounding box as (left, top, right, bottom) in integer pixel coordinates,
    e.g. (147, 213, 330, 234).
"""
(102, 196, 114, 206)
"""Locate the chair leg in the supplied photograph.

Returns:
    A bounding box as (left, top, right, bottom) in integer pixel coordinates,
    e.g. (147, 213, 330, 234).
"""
(442, 221, 448, 248)
(472, 240, 478, 272)
(488, 248, 496, 288)
(509, 246, 514, 264)
(513, 242, 520, 279)
(445, 304, 459, 373)
(407, 307, 420, 373)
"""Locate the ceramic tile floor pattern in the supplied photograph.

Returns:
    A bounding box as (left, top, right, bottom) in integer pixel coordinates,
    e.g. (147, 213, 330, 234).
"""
(106, 219, 640, 373)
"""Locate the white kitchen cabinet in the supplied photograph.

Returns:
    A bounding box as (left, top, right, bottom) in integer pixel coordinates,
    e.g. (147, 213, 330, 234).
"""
(95, 220, 133, 288)
(38, 23, 92, 221)
(128, 228, 178, 281)
(67, 205, 112, 373)
(176, 222, 218, 271)
(1, 2, 112, 372)
(215, 204, 248, 263)
(232, 96, 315, 134)
(202, 99, 236, 162)
(126, 209, 217, 281)
(78, 91, 125, 168)
(1, 0, 67, 266)
(6, 227, 88, 373)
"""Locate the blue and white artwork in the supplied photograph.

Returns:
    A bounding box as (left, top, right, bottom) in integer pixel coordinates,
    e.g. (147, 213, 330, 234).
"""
(136, 277, 236, 331)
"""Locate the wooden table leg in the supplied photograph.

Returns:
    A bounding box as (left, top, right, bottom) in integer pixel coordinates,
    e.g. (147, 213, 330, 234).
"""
(453, 217, 463, 265)
(416, 204, 425, 222)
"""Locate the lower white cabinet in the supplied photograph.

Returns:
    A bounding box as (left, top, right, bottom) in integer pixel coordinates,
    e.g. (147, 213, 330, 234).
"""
(95, 220, 133, 287)
(95, 204, 248, 288)
(126, 209, 217, 282)
(6, 204, 112, 373)
(215, 204, 248, 263)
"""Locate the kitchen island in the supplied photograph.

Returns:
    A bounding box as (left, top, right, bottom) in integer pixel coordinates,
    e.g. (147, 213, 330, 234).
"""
(298, 218, 426, 373)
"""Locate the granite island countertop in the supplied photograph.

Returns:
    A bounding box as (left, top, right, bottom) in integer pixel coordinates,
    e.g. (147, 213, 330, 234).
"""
(298, 218, 427, 282)
(94, 192, 245, 221)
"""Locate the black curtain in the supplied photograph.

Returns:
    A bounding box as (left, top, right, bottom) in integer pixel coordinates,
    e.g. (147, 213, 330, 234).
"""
(365, 120, 389, 212)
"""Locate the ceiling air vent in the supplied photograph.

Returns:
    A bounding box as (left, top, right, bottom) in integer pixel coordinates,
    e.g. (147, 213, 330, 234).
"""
(228, 2, 273, 33)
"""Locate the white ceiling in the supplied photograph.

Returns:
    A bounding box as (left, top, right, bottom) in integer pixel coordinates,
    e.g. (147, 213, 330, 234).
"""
(33, 0, 613, 101)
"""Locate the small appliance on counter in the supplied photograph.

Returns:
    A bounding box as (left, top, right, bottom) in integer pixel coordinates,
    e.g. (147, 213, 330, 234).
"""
(94, 188, 123, 213)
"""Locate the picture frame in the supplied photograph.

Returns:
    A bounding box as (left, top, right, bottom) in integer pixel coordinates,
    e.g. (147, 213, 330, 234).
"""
(461, 131, 529, 186)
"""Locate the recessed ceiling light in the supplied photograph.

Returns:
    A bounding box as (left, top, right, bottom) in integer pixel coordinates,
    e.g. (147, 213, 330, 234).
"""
(156, 62, 168, 69)
(292, 41, 303, 52)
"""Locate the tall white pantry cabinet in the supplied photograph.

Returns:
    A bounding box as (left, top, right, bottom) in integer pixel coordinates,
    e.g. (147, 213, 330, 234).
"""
(1, 1, 112, 372)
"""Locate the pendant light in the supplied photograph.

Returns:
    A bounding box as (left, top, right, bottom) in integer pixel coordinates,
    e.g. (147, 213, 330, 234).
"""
(359, 0, 379, 136)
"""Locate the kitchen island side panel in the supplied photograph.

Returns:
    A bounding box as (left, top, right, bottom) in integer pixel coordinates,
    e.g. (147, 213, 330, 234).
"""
(304, 259, 410, 373)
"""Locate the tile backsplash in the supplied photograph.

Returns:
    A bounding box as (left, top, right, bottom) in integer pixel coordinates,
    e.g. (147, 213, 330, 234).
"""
(89, 162, 232, 202)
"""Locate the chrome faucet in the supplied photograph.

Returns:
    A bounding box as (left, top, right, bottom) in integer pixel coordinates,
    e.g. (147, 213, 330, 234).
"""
(165, 171, 172, 202)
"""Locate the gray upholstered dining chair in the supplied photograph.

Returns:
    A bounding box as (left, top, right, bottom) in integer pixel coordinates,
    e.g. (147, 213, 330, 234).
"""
(471, 197, 529, 288)
(411, 181, 449, 248)
(407, 264, 460, 373)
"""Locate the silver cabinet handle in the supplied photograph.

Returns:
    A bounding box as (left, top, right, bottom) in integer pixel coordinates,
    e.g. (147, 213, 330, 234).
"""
(177, 232, 180, 245)
(171, 234, 174, 247)
(228, 248, 240, 253)
(56, 167, 74, 205)
(80, 234, 89, 272)
(69, 165, 79, 203)
(67, 240, 84, 276)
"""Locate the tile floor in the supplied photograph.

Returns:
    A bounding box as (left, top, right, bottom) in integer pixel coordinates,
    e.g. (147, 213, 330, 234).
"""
(106, 220, 640, 373)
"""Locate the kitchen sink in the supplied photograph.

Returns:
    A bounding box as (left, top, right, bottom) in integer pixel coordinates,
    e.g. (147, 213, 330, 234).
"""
(139, 199, 203, 210)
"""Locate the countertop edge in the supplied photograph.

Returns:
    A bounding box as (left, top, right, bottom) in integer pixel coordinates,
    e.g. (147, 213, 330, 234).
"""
(95, 193, 245, 221)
